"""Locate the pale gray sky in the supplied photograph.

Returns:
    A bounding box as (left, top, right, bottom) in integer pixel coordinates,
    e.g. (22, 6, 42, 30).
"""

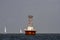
(0, 0, 60, 33)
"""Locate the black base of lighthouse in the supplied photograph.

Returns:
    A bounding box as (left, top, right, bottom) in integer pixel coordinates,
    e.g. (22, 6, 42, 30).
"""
(25, 31, 36, 35)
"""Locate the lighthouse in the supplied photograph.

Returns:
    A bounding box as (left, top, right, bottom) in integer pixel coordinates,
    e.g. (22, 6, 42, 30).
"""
(24, 15, 36, 35)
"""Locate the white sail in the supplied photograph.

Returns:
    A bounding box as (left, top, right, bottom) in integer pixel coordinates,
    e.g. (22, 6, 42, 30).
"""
(20, 29, 22, 33)
(4, 26, 7, 33)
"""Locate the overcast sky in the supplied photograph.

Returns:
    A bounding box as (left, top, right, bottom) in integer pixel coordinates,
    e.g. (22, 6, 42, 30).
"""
(0, 0, 60, 33)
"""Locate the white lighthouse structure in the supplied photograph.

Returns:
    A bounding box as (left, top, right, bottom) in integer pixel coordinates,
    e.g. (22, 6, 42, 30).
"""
(24, 15, 36, 35)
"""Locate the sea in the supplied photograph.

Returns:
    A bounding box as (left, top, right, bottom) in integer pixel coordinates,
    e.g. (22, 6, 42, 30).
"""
(0, 33, 60, 40)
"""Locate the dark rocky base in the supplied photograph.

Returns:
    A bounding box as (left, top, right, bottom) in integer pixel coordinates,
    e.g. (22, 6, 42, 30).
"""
(0, 33, 60, 40)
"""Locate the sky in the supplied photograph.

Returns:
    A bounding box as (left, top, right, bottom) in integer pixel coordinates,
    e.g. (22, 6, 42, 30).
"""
(0, 0, 60, 33)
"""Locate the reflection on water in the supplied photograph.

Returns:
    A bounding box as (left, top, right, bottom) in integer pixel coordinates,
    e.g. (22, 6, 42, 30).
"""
(0, 33, 60, 40)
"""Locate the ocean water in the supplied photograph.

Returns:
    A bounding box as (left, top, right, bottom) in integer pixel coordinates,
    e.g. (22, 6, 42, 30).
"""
(0, 33, 60, 40)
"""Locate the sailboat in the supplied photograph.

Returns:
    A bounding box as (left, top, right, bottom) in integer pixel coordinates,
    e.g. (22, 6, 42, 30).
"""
(4, 26, 7, 33)
(20, 29, 22, 33)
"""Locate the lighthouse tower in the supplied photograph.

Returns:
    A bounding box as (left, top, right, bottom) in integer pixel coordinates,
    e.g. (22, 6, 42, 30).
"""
(24, 15, 36, 35)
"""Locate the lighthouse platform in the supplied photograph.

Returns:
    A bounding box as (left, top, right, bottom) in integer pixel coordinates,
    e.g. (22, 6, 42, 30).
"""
(25, 30, 36, 35)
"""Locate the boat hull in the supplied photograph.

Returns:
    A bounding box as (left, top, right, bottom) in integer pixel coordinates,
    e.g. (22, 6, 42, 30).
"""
(25, 31, 36, 35)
